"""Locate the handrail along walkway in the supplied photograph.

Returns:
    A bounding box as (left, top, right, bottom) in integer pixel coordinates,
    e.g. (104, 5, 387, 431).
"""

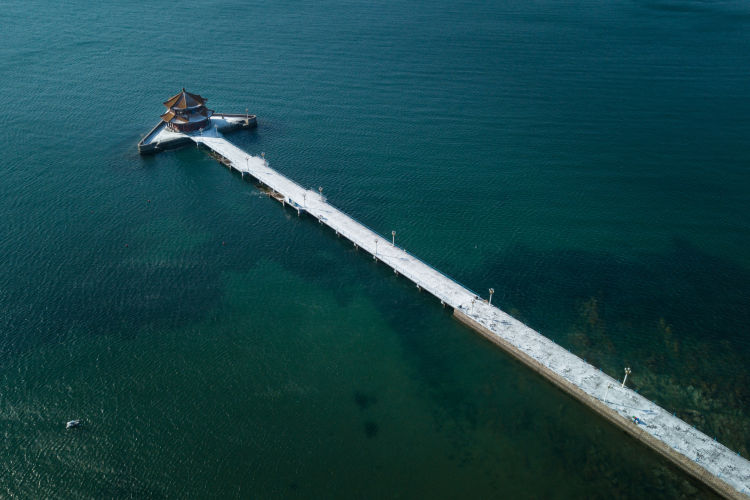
(190, 131, 750, 499)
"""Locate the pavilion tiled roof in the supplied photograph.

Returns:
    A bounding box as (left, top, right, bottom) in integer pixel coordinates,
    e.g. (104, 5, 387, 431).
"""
(160, 89, 214, 127)
(160, 110, 184, 123)
(163, 88, 207, 109)
(160, 107, 211, 124)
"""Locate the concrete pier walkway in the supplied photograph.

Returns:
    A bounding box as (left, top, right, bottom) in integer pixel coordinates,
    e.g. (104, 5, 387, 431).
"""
(191, 130, 750, 499)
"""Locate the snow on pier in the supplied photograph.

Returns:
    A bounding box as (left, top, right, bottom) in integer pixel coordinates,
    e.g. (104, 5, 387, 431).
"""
(190, 130, 750, 498)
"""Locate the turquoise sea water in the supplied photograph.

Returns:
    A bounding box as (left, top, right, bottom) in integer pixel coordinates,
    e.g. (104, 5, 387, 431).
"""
(1, 0, 749, 497)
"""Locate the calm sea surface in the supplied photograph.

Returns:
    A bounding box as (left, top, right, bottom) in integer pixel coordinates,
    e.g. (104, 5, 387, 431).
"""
(1, 0, 749, 497)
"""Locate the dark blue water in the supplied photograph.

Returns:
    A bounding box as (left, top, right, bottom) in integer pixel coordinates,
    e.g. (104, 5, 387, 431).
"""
(1, 0, 749, 497)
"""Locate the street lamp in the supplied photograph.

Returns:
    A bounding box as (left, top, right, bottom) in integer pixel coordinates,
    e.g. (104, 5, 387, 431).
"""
(488, 288, 495, 306)
(374, 239, 378, 256)
(622, 367, 631, 388)
(604, 383, 613, 403)
(319, 186, 323, 200)
(391, 230, 396, 246)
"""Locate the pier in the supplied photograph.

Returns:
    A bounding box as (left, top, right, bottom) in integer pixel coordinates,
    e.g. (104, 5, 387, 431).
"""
(149, 122, 750, 498)
(138, 113, 256, 154)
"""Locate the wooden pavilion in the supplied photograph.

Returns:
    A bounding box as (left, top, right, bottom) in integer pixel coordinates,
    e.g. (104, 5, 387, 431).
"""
(160, 88, 214, 132)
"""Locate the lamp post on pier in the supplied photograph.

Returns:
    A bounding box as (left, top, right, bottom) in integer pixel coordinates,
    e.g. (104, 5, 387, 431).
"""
(392, 230, 396, 246)
(622, 367, 631, 388)
(319, 186, 324, 200)
(604, 383, 613, 403)
(488, 288, 495, 306)
(374, 239, 378, 257)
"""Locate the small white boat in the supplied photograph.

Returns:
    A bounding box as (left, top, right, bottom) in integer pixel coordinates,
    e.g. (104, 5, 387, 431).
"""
(66, 420, 81, 429)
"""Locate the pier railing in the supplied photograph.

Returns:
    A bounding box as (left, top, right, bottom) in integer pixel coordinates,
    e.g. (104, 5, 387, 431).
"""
(200, 135, 484, 303)
(330, 206, 483, 301)
(185, 132, 750, 500)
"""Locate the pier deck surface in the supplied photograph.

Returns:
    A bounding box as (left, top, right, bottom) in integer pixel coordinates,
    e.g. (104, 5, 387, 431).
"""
(190, 130, 750, 498)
